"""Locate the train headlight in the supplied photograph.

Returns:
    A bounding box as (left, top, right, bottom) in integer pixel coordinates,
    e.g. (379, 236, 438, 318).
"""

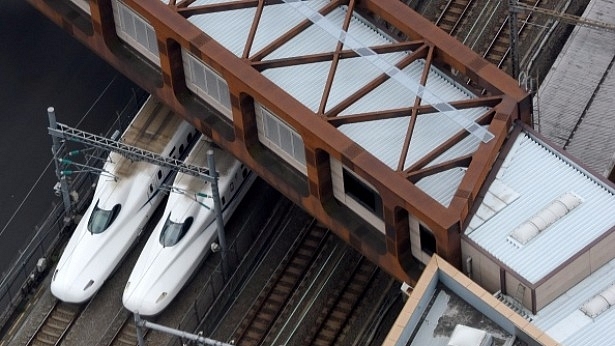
(155, 292, 168, 304)
(124, 281, 131, 293)
(83, 280, 94, 291)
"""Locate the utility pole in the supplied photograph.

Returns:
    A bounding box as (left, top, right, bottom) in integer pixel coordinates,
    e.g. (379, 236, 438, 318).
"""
(48, 107, 73, 223)
(508, 0, 521, 80)
(207, 149, 229, 280)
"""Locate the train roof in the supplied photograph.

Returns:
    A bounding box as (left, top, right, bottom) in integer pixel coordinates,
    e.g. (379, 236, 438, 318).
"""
(122, 99, 185, 154)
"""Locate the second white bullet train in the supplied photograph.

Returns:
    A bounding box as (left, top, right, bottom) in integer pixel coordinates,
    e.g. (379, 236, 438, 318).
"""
(51, 96, 197, 303)
(122, 135, 256, 316)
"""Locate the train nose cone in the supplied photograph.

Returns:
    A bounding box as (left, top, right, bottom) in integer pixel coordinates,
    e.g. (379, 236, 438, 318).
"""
(123, 280, 169, 316)
(50, 276, 95, 303)
(122, 282, 143, 314)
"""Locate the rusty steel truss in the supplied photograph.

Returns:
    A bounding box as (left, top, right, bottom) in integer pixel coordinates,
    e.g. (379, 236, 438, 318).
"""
(27, 0, 531, 284)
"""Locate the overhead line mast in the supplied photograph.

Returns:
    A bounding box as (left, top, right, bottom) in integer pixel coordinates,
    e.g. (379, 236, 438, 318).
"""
(511, 1, 615, 32)
(508, 0, 615, 78)
(49, 121, 213, 180)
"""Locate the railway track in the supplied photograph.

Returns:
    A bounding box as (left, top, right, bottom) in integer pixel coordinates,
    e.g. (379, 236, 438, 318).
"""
(483, 0, 542, 71)
(435, 0, 475, 36)
(482, 12, 513, 69)
(303, 257, 379, 346)
(231, 222, 329, 346)
(26, 300, 82, 346)
(105, 313, 144, 346)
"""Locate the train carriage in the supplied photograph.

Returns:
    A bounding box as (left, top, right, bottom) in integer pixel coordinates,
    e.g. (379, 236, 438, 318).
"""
(50, 96, 197, 303)
(123, 135, 255, 315)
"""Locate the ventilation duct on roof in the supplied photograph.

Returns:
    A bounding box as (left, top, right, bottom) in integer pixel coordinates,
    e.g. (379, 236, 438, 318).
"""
(580, 283, 615, 318)
(508, 192, 582, 246)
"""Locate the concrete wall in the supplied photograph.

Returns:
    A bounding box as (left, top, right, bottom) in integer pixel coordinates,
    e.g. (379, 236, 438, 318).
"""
(461, 239, 500, 293)
(504, 272, 531, 309)
(536, 229, 615, 311)
(588, 228, 615, 272)
(536, 251, 590, 311)
(383, 256, 559, 346)
(382, 256, 439, 346)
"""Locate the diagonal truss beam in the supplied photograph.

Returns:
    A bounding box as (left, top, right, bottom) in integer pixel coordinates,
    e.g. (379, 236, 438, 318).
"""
(406, 154, 474, 183)
(282, 0, 494, 143)
(326, 95, 502, 127)
(174, 0, 195, 8)
(248, 0, 345, 62)
(319, 0, 356, 114)
(242, 0, 267, 59)
(324, 43, 429, 116)
(177, 0, 285, 17)
(397, 43, 434, 171)
(402, 109, 495, 175)
(251, 41, 424, 70)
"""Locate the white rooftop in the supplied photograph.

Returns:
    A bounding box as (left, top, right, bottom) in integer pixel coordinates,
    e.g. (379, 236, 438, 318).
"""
(532, 257, 615, 345)
(465, 128, 615, 283)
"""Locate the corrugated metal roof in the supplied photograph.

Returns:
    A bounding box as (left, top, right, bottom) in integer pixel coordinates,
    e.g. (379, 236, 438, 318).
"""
(532, 258, 615, 346)
(182, 0, 490, 207)
(415, 168, 465, 208)
(535, 0, 615, 175)
(565, 65, 615, 174)
(465, 129, 615, 283)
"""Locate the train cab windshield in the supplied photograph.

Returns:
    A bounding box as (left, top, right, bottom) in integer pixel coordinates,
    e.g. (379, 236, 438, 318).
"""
(88, 201, 122, 234)
(159, 215, 193, 247)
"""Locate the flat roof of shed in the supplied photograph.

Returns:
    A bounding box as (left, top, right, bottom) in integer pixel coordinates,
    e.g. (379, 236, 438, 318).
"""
(532, 257, 615, 345)
(465, 126, 615, 283)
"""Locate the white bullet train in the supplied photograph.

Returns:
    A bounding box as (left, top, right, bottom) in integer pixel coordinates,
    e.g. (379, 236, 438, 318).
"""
(51, 96, 198, 303)
(122, 135, 256, 316)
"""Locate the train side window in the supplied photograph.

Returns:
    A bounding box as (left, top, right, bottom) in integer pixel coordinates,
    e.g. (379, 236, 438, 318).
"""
(157, 170, 162, 180)
(221, 196, 226, 206)
(230, 182, 235, 192)
(149, 184, 153, 194)
(169, 147, 176, 158)
(179, 144, 185, 154)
